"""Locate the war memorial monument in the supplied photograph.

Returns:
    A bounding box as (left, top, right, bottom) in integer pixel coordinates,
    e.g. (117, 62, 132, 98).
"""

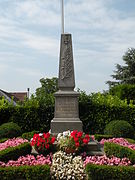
(51, 0, 83, 134)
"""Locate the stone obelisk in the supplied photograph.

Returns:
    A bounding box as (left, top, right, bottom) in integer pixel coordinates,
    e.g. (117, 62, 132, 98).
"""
(51, 0, 83, 134)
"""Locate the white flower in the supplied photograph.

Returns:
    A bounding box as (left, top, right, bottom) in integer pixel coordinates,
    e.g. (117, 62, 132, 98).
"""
(39, 133, 43, 136)
(63, 130, 71, 137)
(30, 138, 33, 142)
(57, 133, 62, 140)
(49, 129, 51, 133)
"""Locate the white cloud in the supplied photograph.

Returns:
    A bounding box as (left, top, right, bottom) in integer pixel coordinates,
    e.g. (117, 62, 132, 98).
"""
(15, 0, 60, 26)
(21, 34, 59, 56)
(15, 67, 42, 77)
(0, 0, 135, 93)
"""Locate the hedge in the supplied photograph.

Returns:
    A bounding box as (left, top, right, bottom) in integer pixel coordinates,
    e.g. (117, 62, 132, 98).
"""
(104, 142, 135, 164)
(0, 106, 54, 133)
(85, 164, 135, 180)
(22, 131, 40, 141)
(0, 92, 135, 134)
(79, 92, 135, 134)
(0, 142, 31, 162)
(94, 134, 113, 142)
(0, 165, 50, 180)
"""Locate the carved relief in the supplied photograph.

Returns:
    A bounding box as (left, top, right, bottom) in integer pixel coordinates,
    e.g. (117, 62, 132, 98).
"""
(60, 35, 73, 80)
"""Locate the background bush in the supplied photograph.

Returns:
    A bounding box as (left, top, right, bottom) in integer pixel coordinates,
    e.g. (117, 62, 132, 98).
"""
(104, 120, 135, 138)
(109, 84, 135, 104)
(0, 122, 22, 139)
(79, 92, 135, 134)
(0, 92, 135, 134)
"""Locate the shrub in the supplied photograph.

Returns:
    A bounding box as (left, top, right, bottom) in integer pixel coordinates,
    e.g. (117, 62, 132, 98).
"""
(85, 164, 135, 180)
(0, 142, 31, 162)
(104, 142, 135, 164)
(104, 120, 135, 138)
(109, 84, 135, 104)
(0, 165, 50, 180)
(22, 131, 40, 141)
(0, 122, 22, 139)
(79, 92, 135, 134)
(94, 134, 113, 142)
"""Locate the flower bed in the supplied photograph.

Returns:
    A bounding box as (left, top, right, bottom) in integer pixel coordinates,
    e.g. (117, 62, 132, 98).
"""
(100, 137, 135, 150)
(0, 133, 135, 179)
(0, 138, 28, 151)
(31, 132, 56, 155)
(51, 151, 87, 180)
(84, 155, 131, 166)
(57, 130, 90, 154)
(0, 154, 52, 167)
(0, 142, 32, 162)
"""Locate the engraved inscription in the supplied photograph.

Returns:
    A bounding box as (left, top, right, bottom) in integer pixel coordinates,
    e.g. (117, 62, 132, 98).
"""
(55, 97, 78, 118)
(60, 35, 73, 80)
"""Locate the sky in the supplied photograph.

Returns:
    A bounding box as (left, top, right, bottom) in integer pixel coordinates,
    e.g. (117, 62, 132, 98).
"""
(0, 0, 135, 95)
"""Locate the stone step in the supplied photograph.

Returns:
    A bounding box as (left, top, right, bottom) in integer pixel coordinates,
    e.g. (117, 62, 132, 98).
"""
(86, 150, 104, 156)
(87, 141, 99, 151)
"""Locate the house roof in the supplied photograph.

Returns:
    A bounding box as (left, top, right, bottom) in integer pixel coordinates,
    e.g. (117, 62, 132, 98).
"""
(0, 89, 27, 105)
(9, 92, 27, 102)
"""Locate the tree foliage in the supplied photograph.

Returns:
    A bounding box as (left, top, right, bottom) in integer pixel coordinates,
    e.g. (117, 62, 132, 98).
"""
(107, 48, 135, 88)
(35, 77, 58, 106)
(109, 84, 135, 104)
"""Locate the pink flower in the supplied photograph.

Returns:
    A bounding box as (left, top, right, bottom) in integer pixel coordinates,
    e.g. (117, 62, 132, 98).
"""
(100, 138, 135, 150)
(0, 138, 28, 151)
(84, 155, 131, 166)
(0, 154, 52, 167)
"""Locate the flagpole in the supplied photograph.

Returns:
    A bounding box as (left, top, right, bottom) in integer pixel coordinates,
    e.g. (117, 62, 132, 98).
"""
(61, 0, 64, 34)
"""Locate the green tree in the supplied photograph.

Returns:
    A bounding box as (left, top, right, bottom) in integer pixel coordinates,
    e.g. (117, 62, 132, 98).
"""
(35, 77, 58, 106)
(106, 48, 135, 88)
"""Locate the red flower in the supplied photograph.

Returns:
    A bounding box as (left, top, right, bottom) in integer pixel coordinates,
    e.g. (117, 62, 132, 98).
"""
(77, 132, 83, 138)
(83, 138, 89, 144)
(31, 132, 55, 152)
(45, 144, 49, 149)
(51, 137, 56, 144)
(43, 132, 50, 139)
(84, 134, 90, 142)
(73, 137, 79, 142)
(71, 130, 78, 137)
(75, 142, 80, 147)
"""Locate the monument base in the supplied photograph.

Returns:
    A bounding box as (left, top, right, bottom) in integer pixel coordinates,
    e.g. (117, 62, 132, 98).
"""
(51, 90, 83, 134)
(51, 118, 83, 134)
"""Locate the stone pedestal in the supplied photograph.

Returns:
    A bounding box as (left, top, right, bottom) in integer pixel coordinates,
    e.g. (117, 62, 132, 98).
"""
(51, 34, 83, 134)
(51, 91, 82, 133)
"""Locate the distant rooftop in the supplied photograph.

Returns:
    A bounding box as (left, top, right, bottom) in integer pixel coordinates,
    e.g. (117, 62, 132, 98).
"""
(9, 92, 27, 102)
(0, 89, 27, 105)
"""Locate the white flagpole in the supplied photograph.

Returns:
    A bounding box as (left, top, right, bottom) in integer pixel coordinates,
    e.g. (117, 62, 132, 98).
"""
(61, 0, 64, 34)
